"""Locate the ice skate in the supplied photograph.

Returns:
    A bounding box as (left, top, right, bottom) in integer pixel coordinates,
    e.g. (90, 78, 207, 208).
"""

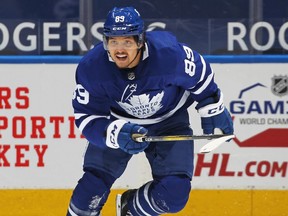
(116, 189, 136, 216)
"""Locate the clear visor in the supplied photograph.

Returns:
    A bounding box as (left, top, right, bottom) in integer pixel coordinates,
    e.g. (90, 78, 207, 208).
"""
(103, 36, 140, 50)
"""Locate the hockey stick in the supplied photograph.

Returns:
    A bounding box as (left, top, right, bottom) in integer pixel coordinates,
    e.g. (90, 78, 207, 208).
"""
(132, 134, 235, 153)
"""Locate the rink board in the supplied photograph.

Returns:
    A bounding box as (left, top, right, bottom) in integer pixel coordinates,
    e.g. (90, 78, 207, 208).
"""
(0, 189, 287, 216)
(0, 56, 288, 215)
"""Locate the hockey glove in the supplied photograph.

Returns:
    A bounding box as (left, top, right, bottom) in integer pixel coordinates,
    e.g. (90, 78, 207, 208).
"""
(196, 90, 234, 135)
(106, 119, 149, 154)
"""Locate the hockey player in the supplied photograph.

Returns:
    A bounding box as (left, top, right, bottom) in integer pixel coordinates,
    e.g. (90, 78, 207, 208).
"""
(67, 6, 234, 216)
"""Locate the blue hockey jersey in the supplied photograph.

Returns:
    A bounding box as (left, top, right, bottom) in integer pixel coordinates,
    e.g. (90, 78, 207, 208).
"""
(72, 31, 218, 147)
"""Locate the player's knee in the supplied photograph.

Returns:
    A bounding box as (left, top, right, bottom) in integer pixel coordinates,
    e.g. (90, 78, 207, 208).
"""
(153, 175, 191, 213)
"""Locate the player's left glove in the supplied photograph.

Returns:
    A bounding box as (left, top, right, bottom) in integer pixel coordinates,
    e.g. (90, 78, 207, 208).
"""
(196, 89, 234, 136)
(106, 119, 149, 154)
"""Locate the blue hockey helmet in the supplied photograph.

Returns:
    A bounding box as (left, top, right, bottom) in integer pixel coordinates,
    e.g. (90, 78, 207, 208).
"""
(103, 7, 145, 49)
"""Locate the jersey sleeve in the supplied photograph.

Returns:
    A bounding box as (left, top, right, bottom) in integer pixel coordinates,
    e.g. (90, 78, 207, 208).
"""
(72, 61, 111, 147)
(176, 44, 219, 101)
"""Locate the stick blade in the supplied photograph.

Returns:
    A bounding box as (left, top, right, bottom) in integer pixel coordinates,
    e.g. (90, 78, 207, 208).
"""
(199, 134, 235, 153)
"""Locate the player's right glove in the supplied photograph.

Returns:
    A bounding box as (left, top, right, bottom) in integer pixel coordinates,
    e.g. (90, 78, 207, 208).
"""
(106, 119, 149, 154)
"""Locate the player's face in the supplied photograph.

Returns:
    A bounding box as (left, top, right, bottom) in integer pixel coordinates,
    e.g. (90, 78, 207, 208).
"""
(107, 36, 142, 68)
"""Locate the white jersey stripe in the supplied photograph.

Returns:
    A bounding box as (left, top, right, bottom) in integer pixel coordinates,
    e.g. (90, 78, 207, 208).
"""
(74, 113, 87, 119)
(198, 55, 206, 83)
(190, 69, 214, 95)
(78, 115, 110, 132)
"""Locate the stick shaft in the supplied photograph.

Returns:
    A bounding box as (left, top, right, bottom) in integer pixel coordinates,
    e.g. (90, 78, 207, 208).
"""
(132, 134, 232, 142)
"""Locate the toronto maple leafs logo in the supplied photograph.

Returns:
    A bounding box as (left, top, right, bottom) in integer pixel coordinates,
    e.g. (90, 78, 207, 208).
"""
(89, 195, 102, 210)
(117, 84, 164, 118)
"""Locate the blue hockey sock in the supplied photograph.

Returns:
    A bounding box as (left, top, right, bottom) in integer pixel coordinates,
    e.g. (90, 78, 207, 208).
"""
(67, 170, 115, 216)
(128, 175, 191, 215)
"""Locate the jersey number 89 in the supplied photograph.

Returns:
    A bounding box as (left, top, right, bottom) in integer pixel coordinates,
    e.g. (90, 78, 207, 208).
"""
(73, 84, 89, 105)
(183, 45, 196, 77)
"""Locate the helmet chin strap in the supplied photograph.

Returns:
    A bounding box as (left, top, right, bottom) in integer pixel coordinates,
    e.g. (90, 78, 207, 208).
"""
(124, 47, 142, 69)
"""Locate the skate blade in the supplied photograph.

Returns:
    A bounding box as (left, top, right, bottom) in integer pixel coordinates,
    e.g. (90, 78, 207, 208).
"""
(116, 194, 122, 216)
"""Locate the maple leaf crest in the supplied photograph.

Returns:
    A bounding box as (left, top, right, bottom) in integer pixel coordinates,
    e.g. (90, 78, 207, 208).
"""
(117, 91, 164, 118)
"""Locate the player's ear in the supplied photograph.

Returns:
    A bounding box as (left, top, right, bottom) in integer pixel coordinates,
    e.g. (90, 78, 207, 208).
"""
(138, 43, 144, 49)
(134, 33, 145, 48)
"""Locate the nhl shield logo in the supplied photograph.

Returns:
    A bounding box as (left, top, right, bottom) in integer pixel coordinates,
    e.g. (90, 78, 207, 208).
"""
(271, 75, 288, 96)
(128, 72, 135, 80)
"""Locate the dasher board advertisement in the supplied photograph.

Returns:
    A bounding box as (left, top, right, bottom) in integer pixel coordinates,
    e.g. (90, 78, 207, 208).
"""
(0, 62, 287, 189)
